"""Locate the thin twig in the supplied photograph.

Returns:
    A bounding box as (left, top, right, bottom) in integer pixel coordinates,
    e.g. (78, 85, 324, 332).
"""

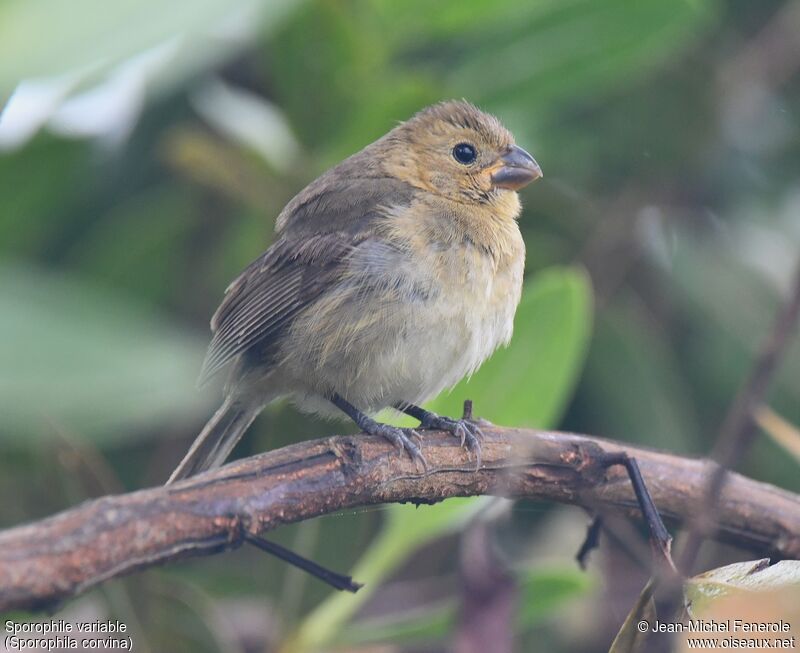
(598, 452, 677, 580)
(575, 516, 603, 570)
(244, 533, 361, 593)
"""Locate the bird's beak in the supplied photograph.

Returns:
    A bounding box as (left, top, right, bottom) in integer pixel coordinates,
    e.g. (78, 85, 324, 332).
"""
(489, 145, 543, 191)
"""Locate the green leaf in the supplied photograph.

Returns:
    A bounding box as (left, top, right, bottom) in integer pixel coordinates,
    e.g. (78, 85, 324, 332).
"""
(430, 265, 593, 428)
(609, 561, 800, 652)
(686, 559, 800, 614)
(0, 263, 210, 443)
(0, 0, 300, 95)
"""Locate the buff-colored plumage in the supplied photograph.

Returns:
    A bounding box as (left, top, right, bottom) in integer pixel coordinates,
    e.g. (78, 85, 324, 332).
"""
(168, 100, 541, 483)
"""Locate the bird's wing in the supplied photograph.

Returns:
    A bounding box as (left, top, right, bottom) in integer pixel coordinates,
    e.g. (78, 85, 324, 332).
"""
(198, 233, 353, 384)
(199, 175, 416, 384)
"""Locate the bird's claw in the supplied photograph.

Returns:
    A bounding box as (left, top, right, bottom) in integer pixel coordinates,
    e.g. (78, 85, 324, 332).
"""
(374, 424, 427, 472)
(419, 413, 483, 468)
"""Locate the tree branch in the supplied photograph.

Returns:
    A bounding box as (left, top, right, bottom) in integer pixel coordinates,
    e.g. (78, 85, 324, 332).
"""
(2, 426, 798, 613)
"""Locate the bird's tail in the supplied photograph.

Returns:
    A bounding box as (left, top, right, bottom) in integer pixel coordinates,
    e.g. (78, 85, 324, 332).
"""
(166, 398, 262, 485)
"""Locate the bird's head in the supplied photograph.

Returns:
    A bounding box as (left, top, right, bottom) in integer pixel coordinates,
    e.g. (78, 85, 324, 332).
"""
(381, 100, 542, 206)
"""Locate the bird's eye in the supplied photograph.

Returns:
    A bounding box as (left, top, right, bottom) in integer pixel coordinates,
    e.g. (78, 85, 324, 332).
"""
(452, 142, 477, 165)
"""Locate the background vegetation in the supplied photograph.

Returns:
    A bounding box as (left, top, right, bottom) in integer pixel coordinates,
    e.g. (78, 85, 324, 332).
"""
(1, 0, 799, 651)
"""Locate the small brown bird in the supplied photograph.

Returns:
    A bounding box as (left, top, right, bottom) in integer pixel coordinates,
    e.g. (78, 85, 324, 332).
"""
(168, 100, 541, 483)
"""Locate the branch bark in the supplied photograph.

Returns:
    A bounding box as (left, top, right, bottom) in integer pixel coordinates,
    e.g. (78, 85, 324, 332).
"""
(2, 426, 799, 613)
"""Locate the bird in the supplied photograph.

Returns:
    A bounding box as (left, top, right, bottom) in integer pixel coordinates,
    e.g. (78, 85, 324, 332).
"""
(167, 100, 542, 484)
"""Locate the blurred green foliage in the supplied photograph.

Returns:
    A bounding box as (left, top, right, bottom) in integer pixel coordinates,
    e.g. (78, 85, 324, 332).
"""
(1, 0, 799, 651)
(335, 566, 592, 649)
(0, 261, 209, 440)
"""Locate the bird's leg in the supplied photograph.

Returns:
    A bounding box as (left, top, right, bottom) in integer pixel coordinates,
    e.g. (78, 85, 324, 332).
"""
(396, 402, 483, 465)
(330, 393, 426, 469)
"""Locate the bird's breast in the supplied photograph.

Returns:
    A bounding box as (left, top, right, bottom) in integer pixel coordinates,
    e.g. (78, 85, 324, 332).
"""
(276, 201, 525, 412)
(416, 225, 524, 387)
(356, 199, 525, 404)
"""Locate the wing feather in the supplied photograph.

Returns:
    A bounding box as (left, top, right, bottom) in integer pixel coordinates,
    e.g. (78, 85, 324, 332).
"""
(198, 234, 354, 383)
(199, 174, 416, 384)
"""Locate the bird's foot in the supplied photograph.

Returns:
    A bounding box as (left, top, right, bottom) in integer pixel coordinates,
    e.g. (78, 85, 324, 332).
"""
(371, 423, 427, 471)
(418, 412, 483, 467)
(330, 394, 427, 471)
